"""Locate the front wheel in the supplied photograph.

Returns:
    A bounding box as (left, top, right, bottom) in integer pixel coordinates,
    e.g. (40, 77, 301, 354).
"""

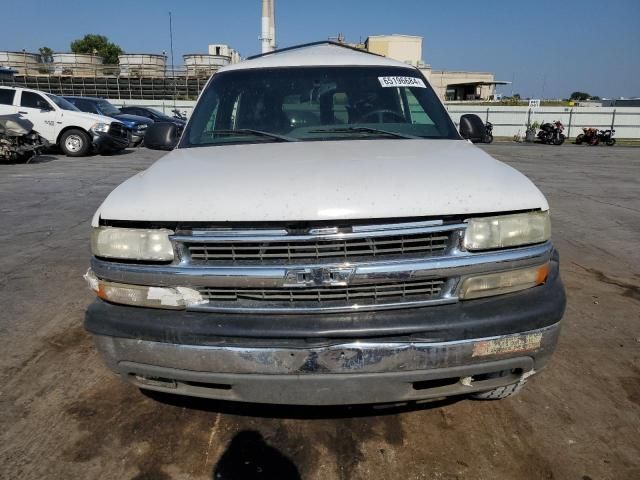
(606, 139, 616, 146)
(60, 129, 91, 157)
(554, 134, 565, 146)
(482, 133, 493, 144)
(575, 134, 584, 144)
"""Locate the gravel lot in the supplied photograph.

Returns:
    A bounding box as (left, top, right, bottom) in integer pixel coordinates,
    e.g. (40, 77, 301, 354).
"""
(1, 143, 639, 480)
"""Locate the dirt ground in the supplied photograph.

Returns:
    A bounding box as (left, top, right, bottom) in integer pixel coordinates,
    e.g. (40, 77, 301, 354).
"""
(1, 143, 638, 480)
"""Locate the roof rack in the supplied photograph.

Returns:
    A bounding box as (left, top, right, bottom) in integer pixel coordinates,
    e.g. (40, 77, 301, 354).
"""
(246, 41, 384, 61)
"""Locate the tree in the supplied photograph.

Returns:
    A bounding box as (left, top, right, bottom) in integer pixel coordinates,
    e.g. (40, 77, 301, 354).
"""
(38, 46, 53, 63)
(70, 34, 123, 64)
(570, 91, 592, 101)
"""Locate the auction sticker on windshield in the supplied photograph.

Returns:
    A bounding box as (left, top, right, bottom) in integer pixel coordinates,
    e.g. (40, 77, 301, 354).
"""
(378, 76, 427, 88)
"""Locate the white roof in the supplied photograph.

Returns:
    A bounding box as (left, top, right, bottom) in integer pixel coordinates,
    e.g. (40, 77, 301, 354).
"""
(219, 42, 416, 72)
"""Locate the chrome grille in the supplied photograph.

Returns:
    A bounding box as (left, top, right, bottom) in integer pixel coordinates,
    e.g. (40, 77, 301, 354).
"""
(186, 232, 451, 263)
(198, 278, 446, 304)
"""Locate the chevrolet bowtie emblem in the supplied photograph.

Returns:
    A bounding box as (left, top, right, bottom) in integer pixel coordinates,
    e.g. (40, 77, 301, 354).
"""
(284, 267, 356, 287)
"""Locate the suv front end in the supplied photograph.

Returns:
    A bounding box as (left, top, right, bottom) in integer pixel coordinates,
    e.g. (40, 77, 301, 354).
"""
(90, 121, 130, 153)
(84, 42, 565, 405)
(85, 211, 564, 405)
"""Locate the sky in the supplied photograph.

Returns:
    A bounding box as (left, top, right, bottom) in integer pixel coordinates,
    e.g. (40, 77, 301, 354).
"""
(2, 0, 638, 99)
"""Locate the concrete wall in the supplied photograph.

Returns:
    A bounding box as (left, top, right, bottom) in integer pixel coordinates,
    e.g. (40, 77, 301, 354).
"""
(445, 105, 640, 139)
(106, 99, 640, 139)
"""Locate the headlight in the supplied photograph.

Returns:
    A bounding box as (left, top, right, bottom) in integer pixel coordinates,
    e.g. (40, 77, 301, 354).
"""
(459, 263, 549, 300)
(91, 227, 174, 261)
(463, 211, 550, 251)
(135, 124, 148, 131)
(91, 122, 110, 133)
(84, 270, 205, 309)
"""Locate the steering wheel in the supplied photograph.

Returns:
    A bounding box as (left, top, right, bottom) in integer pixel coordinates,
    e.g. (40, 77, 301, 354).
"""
(356, 109, 406, 124)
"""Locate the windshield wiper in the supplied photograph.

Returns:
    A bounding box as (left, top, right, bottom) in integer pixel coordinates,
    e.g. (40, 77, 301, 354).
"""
(308, 127, 421, 140)
(203, 129, 299, 142)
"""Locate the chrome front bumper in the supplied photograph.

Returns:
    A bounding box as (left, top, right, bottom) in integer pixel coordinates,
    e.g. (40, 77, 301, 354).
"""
(95, 322, 561, 405)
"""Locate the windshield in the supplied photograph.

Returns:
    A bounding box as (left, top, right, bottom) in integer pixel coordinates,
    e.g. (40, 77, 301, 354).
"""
(47, 94, 79, 111)
(97, 100, 121, 116)
(182, 66, 459, 148)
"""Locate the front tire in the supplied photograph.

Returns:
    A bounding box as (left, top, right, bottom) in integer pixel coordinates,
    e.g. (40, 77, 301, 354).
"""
(575, 134, 584, 144)
(554, 134, 565, 146)
(60, 129, 91, 157)
(607, 139, 616, 146)
(482, 133, 493, 144)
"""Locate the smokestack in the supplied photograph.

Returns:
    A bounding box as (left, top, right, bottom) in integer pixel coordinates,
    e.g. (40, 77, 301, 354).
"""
(260, 0, 274, 54)
(270, 0, 276, 51)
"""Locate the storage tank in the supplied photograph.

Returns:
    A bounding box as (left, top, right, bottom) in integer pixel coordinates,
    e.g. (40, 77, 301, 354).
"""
(183, 54, 230, 77)
(52, 53, 104, 76)
(118, 53, 166, 78)
(0, 51, 42, 75)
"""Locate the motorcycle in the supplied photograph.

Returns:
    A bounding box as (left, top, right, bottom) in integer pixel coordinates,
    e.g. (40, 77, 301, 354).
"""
(172, 109, 187, 121)
(575, 128, 600, 146)
(537, 120, 566, 145)
(0, 114, 48, 163)
(482, 121, 494, 144)
(597, 129, 616, 146)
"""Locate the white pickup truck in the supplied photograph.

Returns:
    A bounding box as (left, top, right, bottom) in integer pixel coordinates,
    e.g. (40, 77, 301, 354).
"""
(0, 86, 129, 156)
(84, 42, 565, 405)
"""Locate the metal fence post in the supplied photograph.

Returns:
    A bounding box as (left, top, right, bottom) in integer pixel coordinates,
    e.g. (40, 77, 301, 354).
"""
(568, 108, 574, 138)
(611, 109, 616, 131)
(486, 107, 490, 123)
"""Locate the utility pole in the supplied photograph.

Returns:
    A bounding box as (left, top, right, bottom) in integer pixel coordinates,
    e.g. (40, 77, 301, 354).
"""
(169, 11, 177, 110)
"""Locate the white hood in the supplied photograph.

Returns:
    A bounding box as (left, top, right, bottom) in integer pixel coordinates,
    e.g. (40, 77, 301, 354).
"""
(93, 139, 548, 225)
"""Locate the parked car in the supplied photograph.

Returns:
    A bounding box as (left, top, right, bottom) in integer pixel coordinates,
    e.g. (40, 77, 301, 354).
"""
(63, 97, 153, 147)
(0, 86, 129, 156)
(118, 105, 186, 128)
(84, 42, 565, 406)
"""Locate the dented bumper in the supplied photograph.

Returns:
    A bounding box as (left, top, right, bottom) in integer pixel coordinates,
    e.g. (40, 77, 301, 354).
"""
(93, 323, 560, 405)
(85, 257, 565, 404)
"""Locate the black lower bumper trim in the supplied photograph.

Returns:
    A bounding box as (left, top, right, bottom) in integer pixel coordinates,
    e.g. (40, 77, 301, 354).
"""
(93, 132, 129, 152)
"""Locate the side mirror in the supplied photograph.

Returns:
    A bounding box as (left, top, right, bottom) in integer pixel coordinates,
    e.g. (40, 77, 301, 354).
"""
(459, 114, 487, 143)
(144, 122, 182, 150)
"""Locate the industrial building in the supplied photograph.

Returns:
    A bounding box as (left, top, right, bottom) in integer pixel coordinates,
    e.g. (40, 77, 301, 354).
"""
(118, 54, 167, 78)
(0, 44, 241, 100)
(0, 0, 503, 101)
(362, 34, 507, 101)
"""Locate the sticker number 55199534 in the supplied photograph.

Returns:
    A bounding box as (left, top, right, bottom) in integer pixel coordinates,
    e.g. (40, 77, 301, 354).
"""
(378, 76, 427, 88)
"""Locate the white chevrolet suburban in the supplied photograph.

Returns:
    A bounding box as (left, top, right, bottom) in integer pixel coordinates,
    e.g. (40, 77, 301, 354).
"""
(0, 86, 129, 156)
(84, 42, 565, 405)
